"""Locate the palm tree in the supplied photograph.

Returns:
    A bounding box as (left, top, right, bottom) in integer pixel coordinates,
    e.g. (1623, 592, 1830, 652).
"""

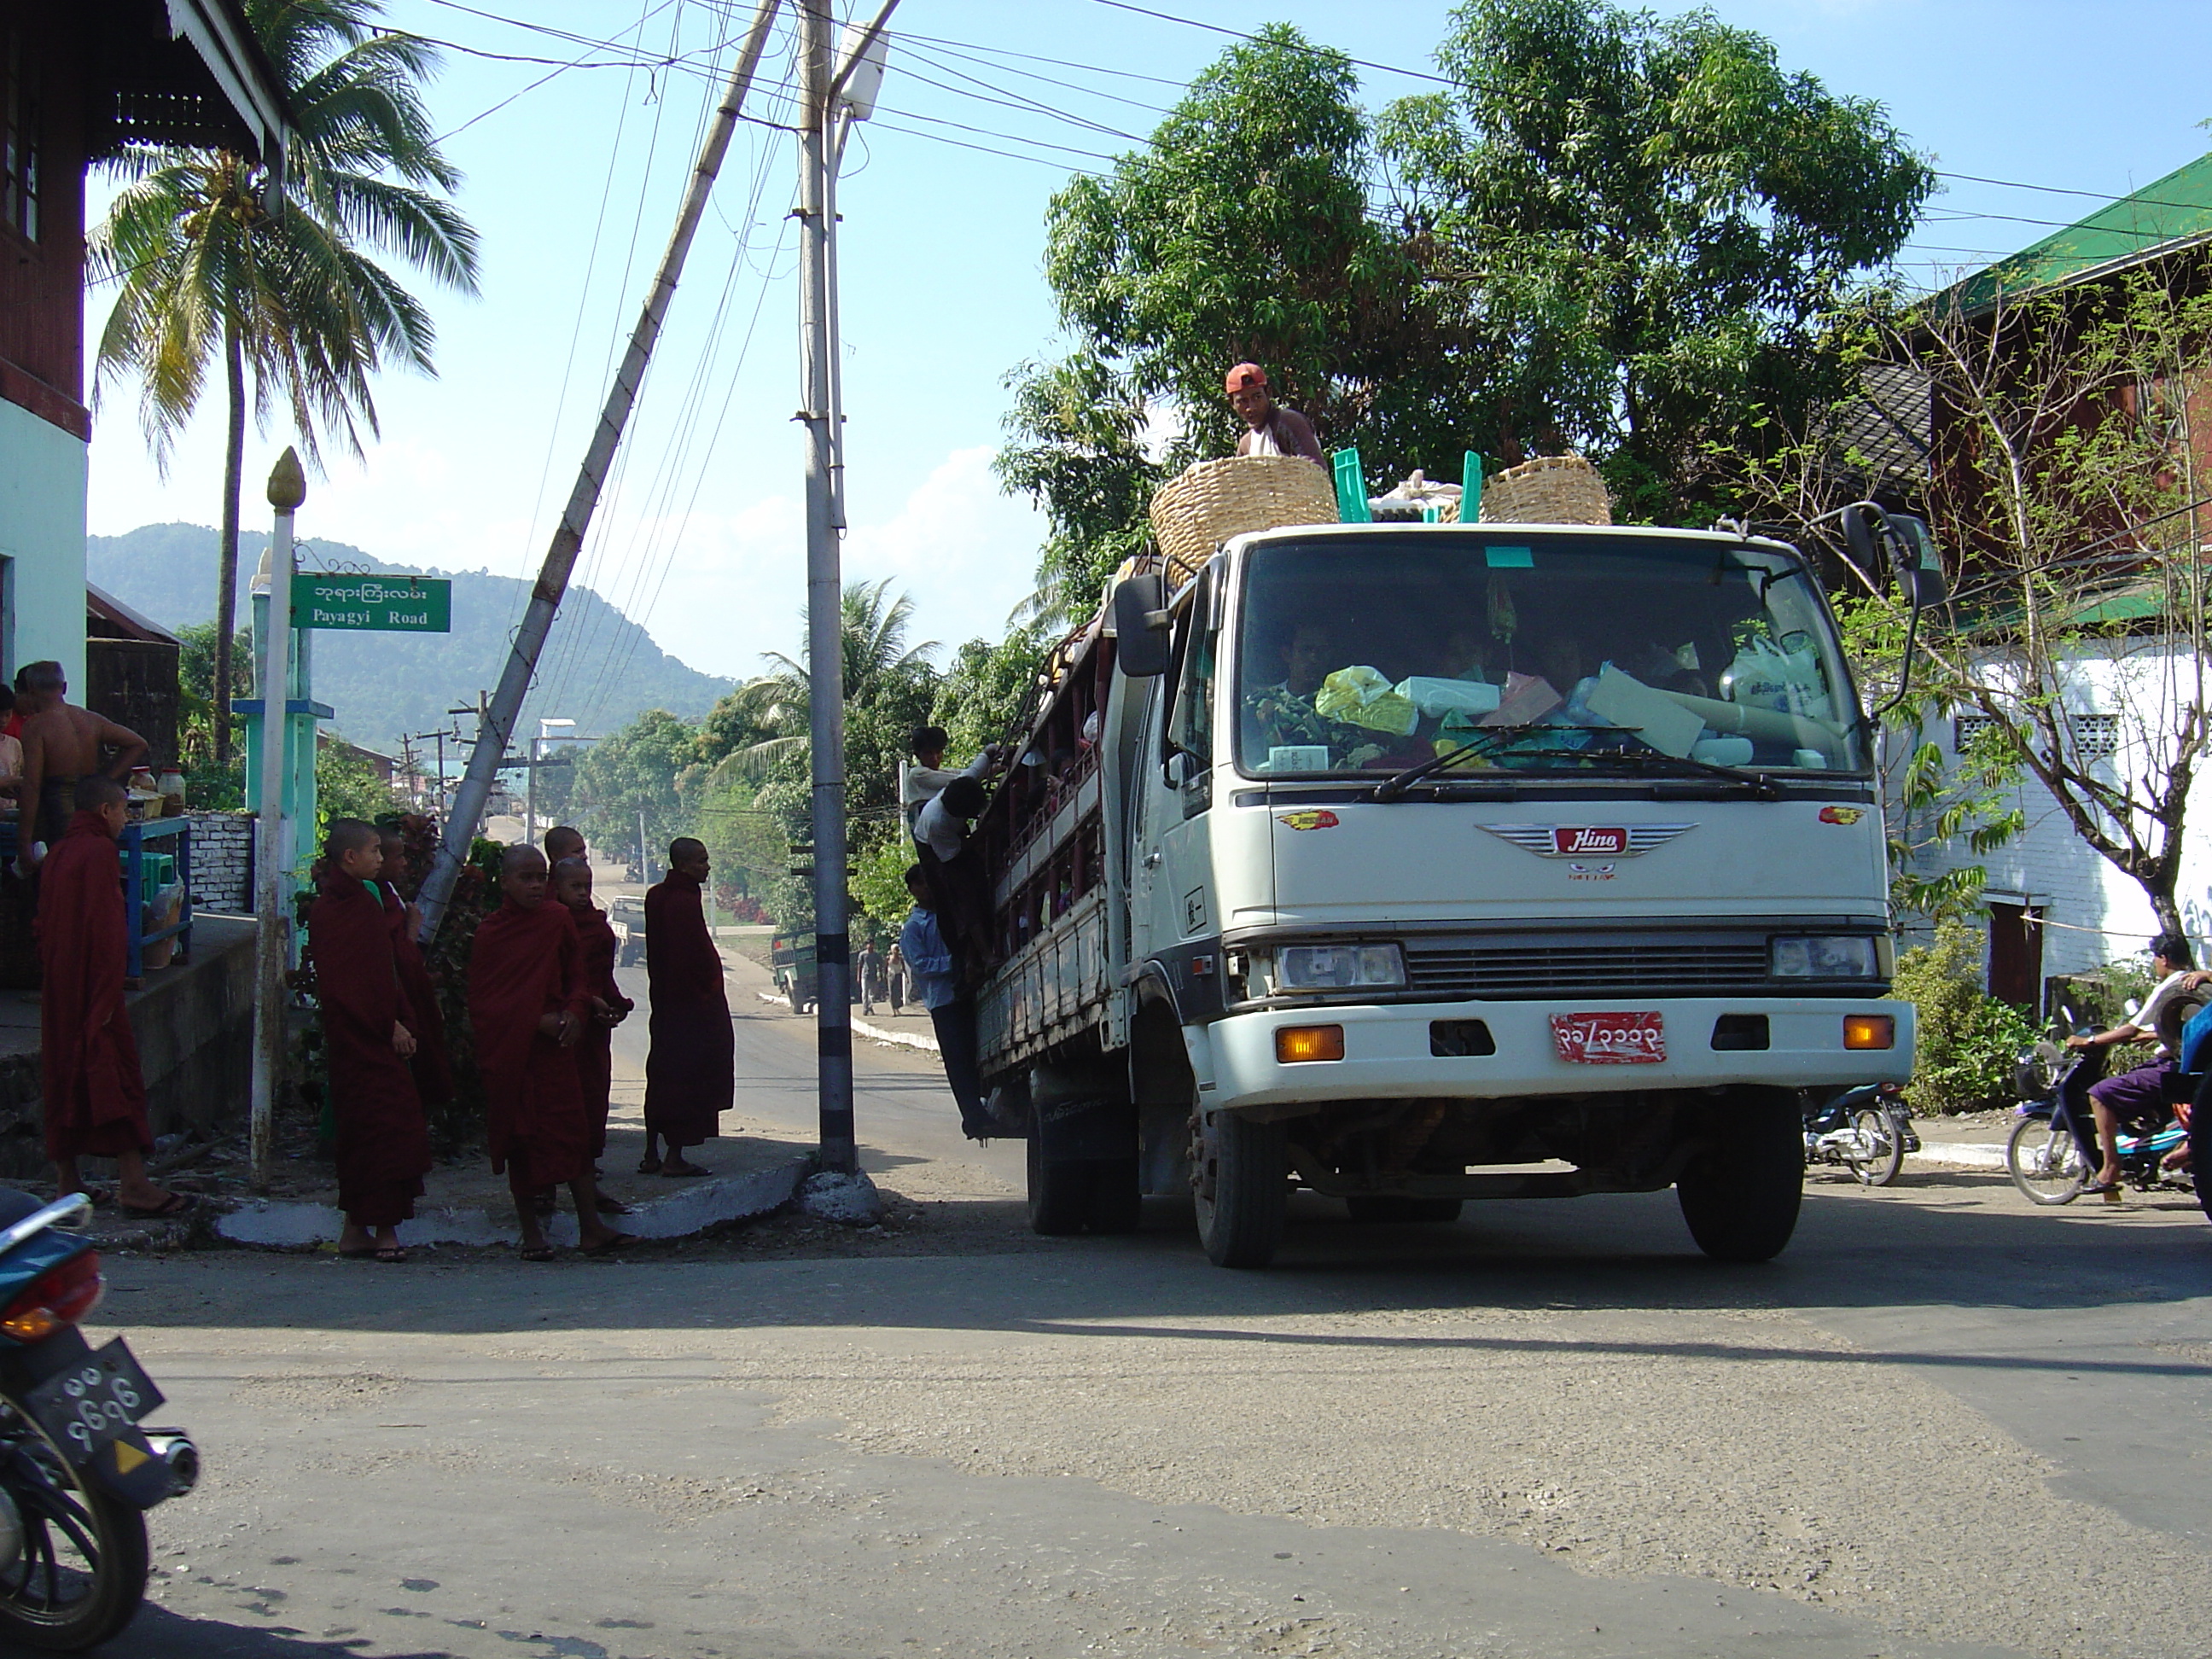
(713, 580, 940, 780)
(90, 0, 480, 763)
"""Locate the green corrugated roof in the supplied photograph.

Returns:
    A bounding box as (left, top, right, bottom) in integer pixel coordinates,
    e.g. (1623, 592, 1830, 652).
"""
(1947, 151, 2212, 313)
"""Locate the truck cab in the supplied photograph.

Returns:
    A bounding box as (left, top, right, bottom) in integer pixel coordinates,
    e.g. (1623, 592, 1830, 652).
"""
(977, 521, 1914, 1268)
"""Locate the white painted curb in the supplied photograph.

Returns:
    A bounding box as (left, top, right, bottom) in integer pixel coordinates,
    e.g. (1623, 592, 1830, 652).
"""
(753, 989, 940, 1054)
(1909, 1142, 2007, 1170)
(214, 1155, 812, 1249)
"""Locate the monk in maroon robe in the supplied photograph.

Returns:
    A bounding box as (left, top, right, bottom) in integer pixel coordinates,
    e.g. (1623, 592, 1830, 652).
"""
(641, 837, 731, 1176)
(468, 845, 626, 1258)
(554, 856, 633, 1208)
(377, 828, 453, 1113)
(307, 819, 432, 1261)
(36, 777, 183, 1216)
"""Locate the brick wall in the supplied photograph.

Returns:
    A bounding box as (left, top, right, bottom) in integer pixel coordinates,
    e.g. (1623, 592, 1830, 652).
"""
(188, 811, 254, 913)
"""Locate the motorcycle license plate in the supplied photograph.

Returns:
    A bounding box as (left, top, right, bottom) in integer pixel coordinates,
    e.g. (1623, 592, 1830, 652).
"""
(1551, 1010, 1666, 1065)
(23, 1339, 164, 1469)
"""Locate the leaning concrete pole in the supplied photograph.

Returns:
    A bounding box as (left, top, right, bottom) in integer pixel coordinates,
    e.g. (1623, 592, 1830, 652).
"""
(416, 0, 783, 939)
(249, 447, 306, 1191)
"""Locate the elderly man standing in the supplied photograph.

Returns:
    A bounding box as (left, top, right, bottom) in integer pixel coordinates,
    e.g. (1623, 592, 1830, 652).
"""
(1226, 363, 1326, 467)
(15, 661, 147, 856)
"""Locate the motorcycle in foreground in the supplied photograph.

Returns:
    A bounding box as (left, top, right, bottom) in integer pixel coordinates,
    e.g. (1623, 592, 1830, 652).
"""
(0, 1189, 195, 1650)
(2006, 1026, 2192, 1206)
(1803, 1080, 1918, 1186)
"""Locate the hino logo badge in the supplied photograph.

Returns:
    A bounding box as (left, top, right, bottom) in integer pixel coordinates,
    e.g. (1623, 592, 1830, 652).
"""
(1481, 824, 1694, 858)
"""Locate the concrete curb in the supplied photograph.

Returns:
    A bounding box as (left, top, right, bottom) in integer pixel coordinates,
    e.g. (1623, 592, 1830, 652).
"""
(212, 1154, 813, 1249)
(753, 989, 940, 1054)
(1910, 1142, 2007, 1170)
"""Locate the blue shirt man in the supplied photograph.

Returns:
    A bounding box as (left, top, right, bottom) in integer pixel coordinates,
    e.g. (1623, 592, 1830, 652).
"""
(898, 866, 989, 1138)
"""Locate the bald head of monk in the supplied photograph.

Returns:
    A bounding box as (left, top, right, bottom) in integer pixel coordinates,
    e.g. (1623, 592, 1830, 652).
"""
(668, 837, 709, 882)
(544, 824, 585, 865)
(324, 818, 384, 882)
(551, 854, 593, 912)
(75, 774, 127, 836)
(499, 843, 550, 909)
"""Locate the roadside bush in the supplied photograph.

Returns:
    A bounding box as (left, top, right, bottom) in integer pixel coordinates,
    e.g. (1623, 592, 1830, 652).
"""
(1891, 920, 2039, 1115)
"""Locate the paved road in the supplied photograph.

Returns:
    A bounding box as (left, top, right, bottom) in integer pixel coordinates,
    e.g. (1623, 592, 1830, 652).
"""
(76, 974, 2212, 1659)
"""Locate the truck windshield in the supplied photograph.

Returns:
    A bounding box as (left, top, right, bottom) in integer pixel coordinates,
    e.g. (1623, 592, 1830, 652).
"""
(1233, 532, 1867, 780)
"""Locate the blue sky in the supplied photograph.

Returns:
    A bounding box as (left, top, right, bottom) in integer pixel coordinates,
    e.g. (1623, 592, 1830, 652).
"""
(84, 0, 2212, 716)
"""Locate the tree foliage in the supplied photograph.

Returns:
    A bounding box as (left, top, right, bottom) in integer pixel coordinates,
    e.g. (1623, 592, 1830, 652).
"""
(569, 710, 700, 869)
(1889, 920, 2039, 1115)
(1378, 0, 1932, 521)
(91, 0, 480, 760)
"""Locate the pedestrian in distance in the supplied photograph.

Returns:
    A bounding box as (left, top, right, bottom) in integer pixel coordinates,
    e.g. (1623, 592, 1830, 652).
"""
(554, 854, 634, 1212)
(37, 776, 186, 1217)
(468, 845, 628, 1260)
(377, 826, 454, 1120)
(857, 935, 883, 1016)
(307, 818, 433, 1263)
(641, 837, 732, 1178)
(886, 940, 906, 1015)
(899, 864, 991, 1140)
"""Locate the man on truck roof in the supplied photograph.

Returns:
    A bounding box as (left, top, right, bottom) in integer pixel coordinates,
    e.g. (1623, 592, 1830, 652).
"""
(1227, 363, 1325, 468)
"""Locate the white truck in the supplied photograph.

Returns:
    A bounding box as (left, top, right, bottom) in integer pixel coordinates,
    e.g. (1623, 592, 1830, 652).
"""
(972, 513, 1927, 1268)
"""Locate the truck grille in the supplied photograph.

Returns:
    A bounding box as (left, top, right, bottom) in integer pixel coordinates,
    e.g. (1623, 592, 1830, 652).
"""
(1404, 939, 1772, 999)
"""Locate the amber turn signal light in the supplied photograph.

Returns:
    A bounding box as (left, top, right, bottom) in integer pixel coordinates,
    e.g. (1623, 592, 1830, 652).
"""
(1276, 1024, 1346, 1063)
(1842, 1014, 1895, 1051)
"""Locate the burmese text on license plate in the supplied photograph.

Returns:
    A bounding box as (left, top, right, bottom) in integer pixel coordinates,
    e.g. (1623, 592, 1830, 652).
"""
(1551, 1011, 1665, 1064)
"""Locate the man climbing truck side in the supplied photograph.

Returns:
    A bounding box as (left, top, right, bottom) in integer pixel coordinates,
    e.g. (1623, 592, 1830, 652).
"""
(967, 515, 1926, 1268)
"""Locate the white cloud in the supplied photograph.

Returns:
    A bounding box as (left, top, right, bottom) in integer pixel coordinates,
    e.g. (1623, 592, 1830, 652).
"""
(841, 446, 1044, 657)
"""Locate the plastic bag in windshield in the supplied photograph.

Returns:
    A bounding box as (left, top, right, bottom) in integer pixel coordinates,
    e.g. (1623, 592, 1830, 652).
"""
(1315, 666, 1418, 736)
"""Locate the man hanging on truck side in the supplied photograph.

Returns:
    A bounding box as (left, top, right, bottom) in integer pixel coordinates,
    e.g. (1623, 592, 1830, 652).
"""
(899, 865, 991, 1140)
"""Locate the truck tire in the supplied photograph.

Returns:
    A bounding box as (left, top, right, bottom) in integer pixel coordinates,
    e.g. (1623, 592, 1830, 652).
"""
(1193, 1109, 1287, 1268)
(1027, 1132, 1091, 1236)
(1344, 1196, 1463, 1225)
(1676, 1087, 1804, 1263)
(1083, 1158, 1143, 1235)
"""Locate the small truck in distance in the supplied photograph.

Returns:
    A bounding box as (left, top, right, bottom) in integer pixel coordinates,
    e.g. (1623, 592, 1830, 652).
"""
(969, 515, 1927, 1268)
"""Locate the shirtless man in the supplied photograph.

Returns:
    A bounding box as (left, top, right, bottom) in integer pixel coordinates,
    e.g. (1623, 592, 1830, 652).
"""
(15, 661, 147, 860)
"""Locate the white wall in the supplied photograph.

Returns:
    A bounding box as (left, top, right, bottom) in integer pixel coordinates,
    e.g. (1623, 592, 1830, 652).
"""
(0, 398, 87, 690)
(1895, 644, 2212, 978)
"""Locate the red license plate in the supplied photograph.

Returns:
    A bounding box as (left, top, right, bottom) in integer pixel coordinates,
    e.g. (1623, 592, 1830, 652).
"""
(1551, 1010, 1665, 1064)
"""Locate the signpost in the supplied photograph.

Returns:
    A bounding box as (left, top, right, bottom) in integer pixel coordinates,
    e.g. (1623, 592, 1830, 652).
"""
(290, 573, 451, 633)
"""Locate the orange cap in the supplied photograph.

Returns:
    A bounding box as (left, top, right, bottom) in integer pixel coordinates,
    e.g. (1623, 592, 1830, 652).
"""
(1225, 362, 1266, 393)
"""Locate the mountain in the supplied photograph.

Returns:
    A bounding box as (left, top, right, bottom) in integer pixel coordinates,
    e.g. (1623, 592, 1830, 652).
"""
(88, 523, 733, 753)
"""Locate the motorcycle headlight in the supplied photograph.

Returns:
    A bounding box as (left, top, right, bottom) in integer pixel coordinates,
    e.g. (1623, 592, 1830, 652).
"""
(1260, 942, 1407, 994)
(1771, 935, 1880, 980)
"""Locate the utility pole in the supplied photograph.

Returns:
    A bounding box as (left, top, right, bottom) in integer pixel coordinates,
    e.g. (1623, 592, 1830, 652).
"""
(796, 0, 894, 1176)
(249, 448, 305, 1192)
(416, 0, 783, 939)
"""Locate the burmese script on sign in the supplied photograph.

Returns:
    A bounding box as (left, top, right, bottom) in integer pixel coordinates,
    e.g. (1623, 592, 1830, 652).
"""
(1551, 1010, 1666, 1064)
(290, 573, 452, 633)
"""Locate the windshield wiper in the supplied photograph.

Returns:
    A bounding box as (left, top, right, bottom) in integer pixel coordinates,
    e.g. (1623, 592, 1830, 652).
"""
(1516, 742, 1787, 800)
(1369, 725, 1608, 800)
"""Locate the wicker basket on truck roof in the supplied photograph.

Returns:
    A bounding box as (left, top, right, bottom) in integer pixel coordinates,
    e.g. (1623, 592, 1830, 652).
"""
(1473, 453, 1612, 526)
(1148, 454, 1338, 587)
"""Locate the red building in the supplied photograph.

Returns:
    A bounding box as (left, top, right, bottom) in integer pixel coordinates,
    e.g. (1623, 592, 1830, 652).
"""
(0, 2, 287, 690)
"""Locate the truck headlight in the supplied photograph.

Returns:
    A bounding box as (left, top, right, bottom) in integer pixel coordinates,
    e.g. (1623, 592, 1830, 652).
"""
(1771, 935, 1879, 979)
(1266, 942, 1406, 992)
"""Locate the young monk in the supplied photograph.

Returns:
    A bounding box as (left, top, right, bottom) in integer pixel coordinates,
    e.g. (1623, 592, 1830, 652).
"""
(38, 776, 183, 1215)
(376, 826, 453, 1116)
(468, 845, 627, 1259)
(307, 819, 432, 1262)
(544, 824, 585, 867)
(553, 855, 633, 1213)
(641, 837, 731, 1176)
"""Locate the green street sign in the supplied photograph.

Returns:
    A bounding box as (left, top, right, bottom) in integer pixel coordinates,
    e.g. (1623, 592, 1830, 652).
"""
(292, 572, 451, 632)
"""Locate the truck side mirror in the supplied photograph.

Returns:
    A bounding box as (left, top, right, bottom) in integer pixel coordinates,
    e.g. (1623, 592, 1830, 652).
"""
(1841, 504, 1883, 579)
(1113, 573, 1170, 678)
(1883, 513, 1949, 604)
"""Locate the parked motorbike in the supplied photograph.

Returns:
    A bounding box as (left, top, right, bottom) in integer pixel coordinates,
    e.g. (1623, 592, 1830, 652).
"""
(0, 1190, 195, 1650)
(1802, 1080, 1918, 1186)
(2005, 1018, 2192, 1206)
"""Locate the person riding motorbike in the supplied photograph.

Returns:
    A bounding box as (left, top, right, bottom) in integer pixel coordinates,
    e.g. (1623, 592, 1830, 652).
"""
(2063, 933, 2212, 1192)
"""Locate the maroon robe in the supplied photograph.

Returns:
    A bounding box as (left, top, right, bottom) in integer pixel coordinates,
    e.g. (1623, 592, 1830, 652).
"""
(307, 873, 432, 1226)
(568, 902, 632, 1160)
(643, 871, 732, 1146)
(377, 884, 453, 1109)
(36, 812, 151, 1161)
(469, 899, 592, 1193)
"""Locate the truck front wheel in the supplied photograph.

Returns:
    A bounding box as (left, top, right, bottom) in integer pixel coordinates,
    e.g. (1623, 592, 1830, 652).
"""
(1676, 1087, 1804, 1263)
(1192, 1107, 1287, 1268)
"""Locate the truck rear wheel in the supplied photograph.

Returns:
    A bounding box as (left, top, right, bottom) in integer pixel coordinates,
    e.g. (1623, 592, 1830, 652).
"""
(1676, 1087, 1804, 1262)
(1083, 1159, 1143, 1234)
(1027, 1133, 1091, 1236)
(1193, 1108, 1287, 1268)
(1344, 1196, 1463, 1225)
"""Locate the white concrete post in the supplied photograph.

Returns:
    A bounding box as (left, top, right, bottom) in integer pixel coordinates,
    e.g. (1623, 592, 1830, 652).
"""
(249, 447, 305, 1191)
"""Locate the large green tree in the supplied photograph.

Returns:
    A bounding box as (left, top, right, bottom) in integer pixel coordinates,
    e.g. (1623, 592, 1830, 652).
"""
(569, 711, 701, 871)
(91, 0, 480, 763)
(1377, 0, 1932, 521)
